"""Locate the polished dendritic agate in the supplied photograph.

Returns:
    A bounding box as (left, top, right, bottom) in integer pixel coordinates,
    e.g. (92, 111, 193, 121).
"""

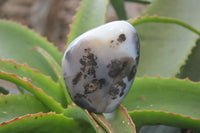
(62, 21, 140, 113)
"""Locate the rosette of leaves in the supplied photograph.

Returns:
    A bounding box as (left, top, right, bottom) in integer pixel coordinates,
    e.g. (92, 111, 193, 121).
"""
(0, 0, 200, 133)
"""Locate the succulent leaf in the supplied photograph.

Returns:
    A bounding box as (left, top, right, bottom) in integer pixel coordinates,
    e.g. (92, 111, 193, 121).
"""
(177, 38, 200, 81)
(0, 112, 84, 133)
(0, 94, 48, 123)
(0, 71, 64, 113)
(134, 0, 200, 77)
(111, 0, 127, 20)
(31, 47, 72, 105)
(0, 59, 67, 107)
(67, 0, 109, 46)
(94, 105, 136, 133)
(128, 16, 200, 36)
(125, 0, 151, 4)
(123, 77, 200, 131)
(129, 110, 200, 131)
(0, 20, 62, 81)
(64, 106, 105, 133)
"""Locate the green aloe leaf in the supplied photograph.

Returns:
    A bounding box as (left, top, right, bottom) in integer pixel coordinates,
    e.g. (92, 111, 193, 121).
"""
(0, 59, 67, 107)
(0, 71, 64, 113)
(177, 38, 200, 81)
(93, 105, 136, 133)
(129, 110, 200, 131)
(0, 94, 48, 123)
(0, 20, 63, 81)
(0, 112, 85, 133)
(129, 16, 200, 36)
(64, 106, 105, 133)
(106, 105, 136, 133)
(139, 125, 180, 133)
(31, 47, 72, 104)
(111, 0, 127, 20)
(122, 77, 200, 131)
(92, 113, 115, 133)
(125, 0, 151, 4)
(134, 0, 200, 77)
(32, 47, 62, 79)
(67, 0, 109, 46)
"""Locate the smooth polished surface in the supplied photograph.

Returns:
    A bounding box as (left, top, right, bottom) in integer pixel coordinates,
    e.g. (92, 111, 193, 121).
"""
(62, 21, 140, 113)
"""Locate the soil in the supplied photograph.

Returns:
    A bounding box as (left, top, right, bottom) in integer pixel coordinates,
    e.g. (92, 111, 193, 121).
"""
(0, 0, 146, 52)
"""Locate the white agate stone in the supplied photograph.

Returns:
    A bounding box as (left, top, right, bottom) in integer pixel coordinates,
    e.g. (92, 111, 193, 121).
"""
(62, 21, 140, 113)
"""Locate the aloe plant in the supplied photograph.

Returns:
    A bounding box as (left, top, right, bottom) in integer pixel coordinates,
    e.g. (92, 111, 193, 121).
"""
(0, 0, 200, 132)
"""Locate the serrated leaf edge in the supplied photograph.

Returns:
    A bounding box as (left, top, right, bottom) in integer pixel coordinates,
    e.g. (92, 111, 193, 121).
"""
(0, 112, 62, 126)
(0, 58, 56, 83)
(119, 105, 136, 132)
(128, 15, 200, 36)
(66, 0, 109, 48)
(176, 38, 200, 78)
(84, 110, 103, 133)
(0, 19, 60, 51)
(91, 113, 113, 133)
(0, 71, 64, 113)
(130, 109, 200, 121)
(136, 75, 195, 83)
(66, 0, 83, 48)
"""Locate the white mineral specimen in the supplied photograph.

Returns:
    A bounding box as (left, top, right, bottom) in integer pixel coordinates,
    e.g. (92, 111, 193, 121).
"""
(62, 21, 140, 113)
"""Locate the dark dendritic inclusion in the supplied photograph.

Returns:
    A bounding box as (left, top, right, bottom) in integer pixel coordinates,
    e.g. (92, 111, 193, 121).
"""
(72, 72, 82, 85)
(84, 79, 106, 94)
(74, 93, 96, 112)
(107, 57, 134, 99)
(72, 48, 98, 86)
(117, 33, 126, 43)
(72, 49, 136, 109)
(109, 81, 126, 99)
